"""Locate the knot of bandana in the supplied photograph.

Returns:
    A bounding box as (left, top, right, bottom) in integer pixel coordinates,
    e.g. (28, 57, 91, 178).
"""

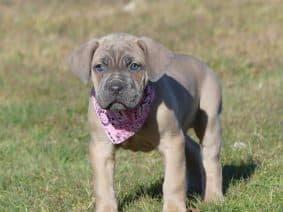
(91, 86, 155, 144)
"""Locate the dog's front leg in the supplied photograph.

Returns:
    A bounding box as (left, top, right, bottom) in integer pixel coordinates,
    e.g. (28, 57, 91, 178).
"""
(89, 139, 117, 212)
(158, 132, 187, 212)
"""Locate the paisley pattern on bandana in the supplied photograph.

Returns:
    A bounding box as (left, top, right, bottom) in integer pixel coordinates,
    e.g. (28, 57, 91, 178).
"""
(91, 86, 155, 144)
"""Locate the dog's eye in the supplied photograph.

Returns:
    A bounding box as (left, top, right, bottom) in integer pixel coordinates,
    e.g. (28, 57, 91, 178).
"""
(129, 63, 141, 72)
(94, 64, 106, 72)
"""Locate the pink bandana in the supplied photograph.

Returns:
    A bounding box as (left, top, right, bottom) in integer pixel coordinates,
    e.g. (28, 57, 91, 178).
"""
(91, 86, 155, 144)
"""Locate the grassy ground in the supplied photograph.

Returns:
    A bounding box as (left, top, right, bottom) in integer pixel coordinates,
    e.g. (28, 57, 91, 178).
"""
(0, 0, 282, 211)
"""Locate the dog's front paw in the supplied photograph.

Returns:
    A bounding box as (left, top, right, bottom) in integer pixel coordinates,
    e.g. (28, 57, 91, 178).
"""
(96, 202, 118, 212)
(204, 191, 224, 202)
(163, 200, 186, 212)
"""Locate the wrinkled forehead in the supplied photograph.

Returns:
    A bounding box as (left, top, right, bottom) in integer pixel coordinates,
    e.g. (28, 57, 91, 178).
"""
(93, 38, 145, 63)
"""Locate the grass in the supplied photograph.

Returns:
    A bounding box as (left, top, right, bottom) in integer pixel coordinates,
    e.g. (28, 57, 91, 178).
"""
(0, 0, 282, 211)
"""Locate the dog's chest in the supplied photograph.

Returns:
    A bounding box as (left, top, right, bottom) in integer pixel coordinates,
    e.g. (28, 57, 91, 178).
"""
(118, 120, 159, 152)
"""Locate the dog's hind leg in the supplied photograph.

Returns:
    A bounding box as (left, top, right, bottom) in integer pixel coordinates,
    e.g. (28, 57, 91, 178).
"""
(194, 72, 223, 201)
(195, 113, 223, 201)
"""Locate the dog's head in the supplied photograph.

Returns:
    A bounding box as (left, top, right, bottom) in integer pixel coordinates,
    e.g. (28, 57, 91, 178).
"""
(69, 33, 173, 110)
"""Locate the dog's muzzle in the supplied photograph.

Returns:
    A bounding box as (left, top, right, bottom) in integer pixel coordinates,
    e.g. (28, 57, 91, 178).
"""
(96, 75, 142, 111)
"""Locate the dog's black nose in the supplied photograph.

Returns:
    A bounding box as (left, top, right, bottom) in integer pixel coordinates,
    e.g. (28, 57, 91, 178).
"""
(110, 83, 123, 94)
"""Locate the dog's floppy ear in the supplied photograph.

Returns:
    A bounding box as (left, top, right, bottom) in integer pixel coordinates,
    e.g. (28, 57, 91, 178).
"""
(137, 37, 174, 82)
(68, 39, 99, 84)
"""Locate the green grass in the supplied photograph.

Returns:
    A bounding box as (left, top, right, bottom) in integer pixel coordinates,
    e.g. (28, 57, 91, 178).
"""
(0, 0, 282, 211)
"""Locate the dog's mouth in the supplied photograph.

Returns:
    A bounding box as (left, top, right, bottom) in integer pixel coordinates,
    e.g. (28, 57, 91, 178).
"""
(106, 102, 128, 110)
(97, 95, 139, 111)
(96, 89, 142, 111)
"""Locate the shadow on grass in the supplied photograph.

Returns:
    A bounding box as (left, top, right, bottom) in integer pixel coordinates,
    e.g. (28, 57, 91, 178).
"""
(118, 178, 163, 211)
(119, 158, 257, 210)
(118, 177, 200, 211)
(222, 158, 257, 194)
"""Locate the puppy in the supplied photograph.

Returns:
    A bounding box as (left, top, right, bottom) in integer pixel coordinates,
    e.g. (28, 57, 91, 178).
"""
(69, 33, 223, 212)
